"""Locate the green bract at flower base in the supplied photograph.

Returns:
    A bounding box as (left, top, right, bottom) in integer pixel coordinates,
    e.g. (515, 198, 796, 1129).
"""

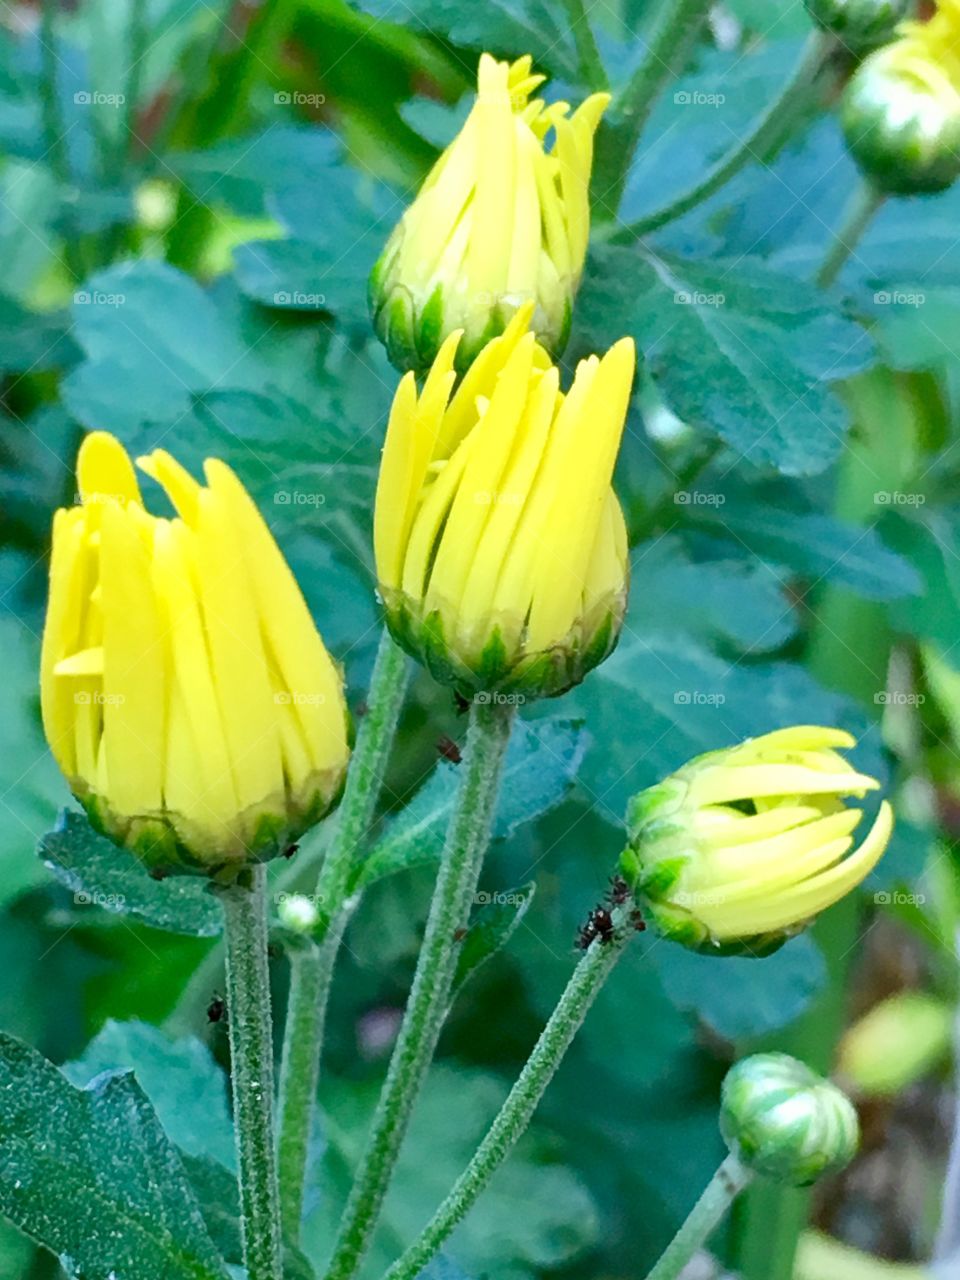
(619, 726, 894, 956)
(805, 0, 908, 51)
(720, 1053, 860, 1187)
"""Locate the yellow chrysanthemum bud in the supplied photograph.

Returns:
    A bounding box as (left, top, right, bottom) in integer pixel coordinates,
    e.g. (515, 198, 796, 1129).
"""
(720, 1053, 860, 1186)
(842, 1, 960, 194)
(374, 306, 635, 699)
(620, 726, 893, 954)
(41, 432, 350, 878)
(370, 53, 610, 373)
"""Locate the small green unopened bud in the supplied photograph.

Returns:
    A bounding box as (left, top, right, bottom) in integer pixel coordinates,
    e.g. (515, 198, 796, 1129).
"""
(720, 1053, 859, 1187)
(841, 21, 960, 195)
(805, 0, 908, 50)
(277, 893, 321, 935)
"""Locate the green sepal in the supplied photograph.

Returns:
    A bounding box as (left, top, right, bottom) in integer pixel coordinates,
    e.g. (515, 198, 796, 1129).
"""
(805, 0, 908, 50)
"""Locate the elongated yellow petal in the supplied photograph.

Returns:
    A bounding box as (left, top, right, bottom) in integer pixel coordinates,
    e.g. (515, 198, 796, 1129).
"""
(689, 763, 879, 807)
(374, 372, 420, 591)
(77, 431, 142, 510)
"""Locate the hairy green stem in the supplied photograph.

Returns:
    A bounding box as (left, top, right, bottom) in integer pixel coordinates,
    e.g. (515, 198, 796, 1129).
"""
(217, 866, 283, 1280)
(323, 699, 516, 1280)
(815, 181, 884, 288)
(562, 0, 609, 91)
(275, 631, 409, 1242)
(383, 929, 631, 1280)
(600, 0, 712, 214)
(616, 31, 832, 240)
(315, 631, 410, 939)
(646, 1154, 753, 1280)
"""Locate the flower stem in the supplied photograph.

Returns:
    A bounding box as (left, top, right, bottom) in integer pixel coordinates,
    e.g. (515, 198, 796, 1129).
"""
(217, 866, 283, 1280)
(644, 1154, 753, 1280)
(815, 181, 885, 289)
(601, 0, 712, 215)
(323, 698, 516, 1280)
(562, 0, 609, 91)
(314, 631, 410, 940)
(382, 929, 631, 1280)
(616, 31, 832, 240)
(276, 630, 409, 1243)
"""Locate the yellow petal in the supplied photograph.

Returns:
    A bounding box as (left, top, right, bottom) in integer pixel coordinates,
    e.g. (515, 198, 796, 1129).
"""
(374, 372, 420, 591)
(689, 763, 880, 807)
(137, 449, 202, 527)
(98, 500, 165, 817)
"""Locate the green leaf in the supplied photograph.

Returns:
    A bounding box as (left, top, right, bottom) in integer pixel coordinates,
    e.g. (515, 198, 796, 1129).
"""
(309, 1066, 599, 1276)
(453, 881, 536, 997)
(629, 536, 795, 652)
(653, 935, 827, 1040)
(63, 1019, 234, 1169)
(565, 629, 873, 820)
(342, 0, 580, 81)
(0, 1032, 229, 1280)
(574, 245, 873, 475)
(357, 718, 588, 888)
(0, 616, 66, 912)
(40, 811, 223, 938)
(689, 500, 921, 601)
(181, 1155, 317, 1280)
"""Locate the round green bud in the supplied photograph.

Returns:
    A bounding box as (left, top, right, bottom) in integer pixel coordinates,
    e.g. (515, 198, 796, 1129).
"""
(277, 892, 321, 935)
(842, 47, 960, 195)
(719, 1053, 859, 1187)
(805, 0, 909, 51)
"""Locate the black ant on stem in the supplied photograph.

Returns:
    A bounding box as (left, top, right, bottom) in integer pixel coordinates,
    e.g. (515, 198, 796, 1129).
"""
(575, 874, 646, 950)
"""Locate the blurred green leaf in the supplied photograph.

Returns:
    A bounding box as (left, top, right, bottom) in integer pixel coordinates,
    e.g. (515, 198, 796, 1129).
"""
(453, 881, 536, 997)
(40, 811, 223, 938)
(357, 718, 588, 889)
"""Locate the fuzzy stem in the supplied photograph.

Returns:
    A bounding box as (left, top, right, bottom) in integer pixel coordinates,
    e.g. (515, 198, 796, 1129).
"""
(815, 181, 885, 289)
(382, 929, 630, 1280)
(645, 1154, 753, 1280)
(275, 631, 409, 1241)
(323, 699, 516, 1280)
(217, 866, 283, 1280)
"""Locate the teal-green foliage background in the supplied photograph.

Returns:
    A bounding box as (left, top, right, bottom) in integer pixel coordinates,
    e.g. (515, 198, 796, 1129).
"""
(0, 0, 953, 1276)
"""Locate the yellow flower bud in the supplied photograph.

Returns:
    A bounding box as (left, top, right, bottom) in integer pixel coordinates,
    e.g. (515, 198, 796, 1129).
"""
(374, 306, 635, 699)
(370, 53, 610, 373)
(621, 726, 893, 954)
(41, 432, 350, 878)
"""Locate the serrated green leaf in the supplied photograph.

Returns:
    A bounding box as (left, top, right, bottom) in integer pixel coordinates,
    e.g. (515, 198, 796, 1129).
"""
(357, 718, 588, 889)
(0, 1032, 229, 1280)
(63, 1020, 234, 1168)
(574, 245, 873, 475)
(453, 881, 536, 997)
(689, 501, 921, 601)
(40, 811, 223, 938)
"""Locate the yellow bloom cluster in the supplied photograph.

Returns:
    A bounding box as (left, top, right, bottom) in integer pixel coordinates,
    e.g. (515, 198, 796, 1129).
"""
(41, 432, 349, 876)
(374, 306, 635, 697)
(370, 54, 610, 372)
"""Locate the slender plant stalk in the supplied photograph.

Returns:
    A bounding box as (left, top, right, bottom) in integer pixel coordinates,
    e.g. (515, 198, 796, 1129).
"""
(383, 928, 632, 1280)
(38, 0, 84, 281)
(277, 936, 329, 1243)
(815, 181, 885, 288)
(616, 31, 832, 240)
(323, 698, 516, 1280)
(217, 866, 283, 1280)
(314, 631, 410, 939)
(275, 630, 410, 1242)
(600, 0, 712, 215)
(645, 1154, 753, 1280)
(561, 0, 609, 91)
